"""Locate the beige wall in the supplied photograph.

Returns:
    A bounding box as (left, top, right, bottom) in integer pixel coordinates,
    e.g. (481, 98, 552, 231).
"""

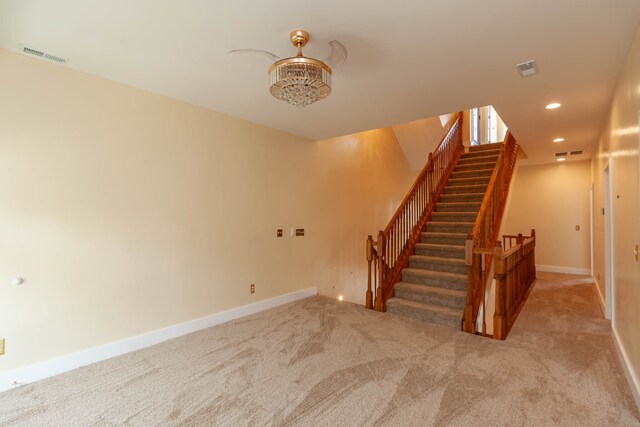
(462, 110, 471, 143)
(501, 160, 592, 272)
(391, 113, 457, 171)
(591, 25, 640, 396)
(0, 49, 415, 372)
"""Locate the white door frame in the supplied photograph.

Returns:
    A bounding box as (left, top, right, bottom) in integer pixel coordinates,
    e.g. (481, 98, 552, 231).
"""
(603, 162, 615, 322)
(470, 107, 479, 145)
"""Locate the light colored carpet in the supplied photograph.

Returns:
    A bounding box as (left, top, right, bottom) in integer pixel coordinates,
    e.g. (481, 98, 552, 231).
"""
(0, 272, 638, 426)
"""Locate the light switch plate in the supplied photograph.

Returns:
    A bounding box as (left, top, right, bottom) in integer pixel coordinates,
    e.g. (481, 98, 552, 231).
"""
(0, 338, 5, 356)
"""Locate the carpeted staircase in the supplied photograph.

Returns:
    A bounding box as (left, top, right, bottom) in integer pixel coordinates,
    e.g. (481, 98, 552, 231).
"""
(386, 143, 502, 328)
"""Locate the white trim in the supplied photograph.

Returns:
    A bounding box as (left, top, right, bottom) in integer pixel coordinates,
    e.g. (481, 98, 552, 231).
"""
(612, 327, 640, 412)
(604, 162, 615, 321)
(592, 276, 606, 316)
(536, 264, 591, 275)
(0, 287, 317, 393)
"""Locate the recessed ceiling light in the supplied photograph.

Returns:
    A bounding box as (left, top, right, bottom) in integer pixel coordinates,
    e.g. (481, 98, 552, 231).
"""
(553, 138, 565, 142)
(557, 157, 566, 162)
(546, 103, 562, 110)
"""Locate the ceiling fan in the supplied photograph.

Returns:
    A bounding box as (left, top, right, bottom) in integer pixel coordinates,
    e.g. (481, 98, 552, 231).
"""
(229, 30, 347, 108)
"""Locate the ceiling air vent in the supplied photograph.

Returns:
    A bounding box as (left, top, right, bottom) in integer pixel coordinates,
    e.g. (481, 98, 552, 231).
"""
(19, 44, 68, 64)
(516, 60, 537, 77)
(555, 152, 568, 157)
(569, 150, 583, 156)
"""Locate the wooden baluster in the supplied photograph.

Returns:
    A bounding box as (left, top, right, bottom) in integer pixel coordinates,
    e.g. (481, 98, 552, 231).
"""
(366, 235, 374, 309)
(463, 235, 475, 333)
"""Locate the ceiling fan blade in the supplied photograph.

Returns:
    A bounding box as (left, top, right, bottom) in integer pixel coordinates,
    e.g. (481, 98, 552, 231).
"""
(228, 49, 280, 62)
(322, 40, 347, 69)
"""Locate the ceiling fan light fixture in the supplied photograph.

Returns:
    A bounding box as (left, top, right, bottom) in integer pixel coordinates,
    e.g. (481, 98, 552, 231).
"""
(268, 30, 332, 108)
(269, 58, 331, 108)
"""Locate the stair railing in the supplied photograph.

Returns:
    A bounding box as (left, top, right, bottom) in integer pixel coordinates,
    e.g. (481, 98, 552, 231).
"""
(493, 230, 536, 339)
(463, 132, 518, 333)
(366, 112, 464, 311)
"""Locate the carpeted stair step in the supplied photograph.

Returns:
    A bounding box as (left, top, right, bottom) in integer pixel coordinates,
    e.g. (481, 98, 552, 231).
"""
(444, 184, 488, 194)
(447, 176, 491, 187)
(401, 268, 467, 291)
(460, 150, 501, 161)
(435, 201, 481, 212)
(426, 221, 474, 233)
(421, 232, 468, 245)
(439, 193, 485, 203)
(409, 255, 466, 274)
(457, 155, 499, 166)
(469, 143, 503, 152)
(431, 211, 478, 222)
(454, 161, 497, 172)
(415, 243, 465, 259)
(460, 149, 499, 157)
(451, 168, 494, 179)
(394, 282, 466, 310)
(385, 298, 461, 328)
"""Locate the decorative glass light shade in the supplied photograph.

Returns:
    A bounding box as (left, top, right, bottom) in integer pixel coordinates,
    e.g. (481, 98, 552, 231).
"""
(267, 30, 332, 108)
(269, 58, 332, 108)
(229, 30, 346, 108)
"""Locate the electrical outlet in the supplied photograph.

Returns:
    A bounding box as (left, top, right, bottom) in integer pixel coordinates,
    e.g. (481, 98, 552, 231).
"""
(276, 229, 283, 237)
(295, 228, 305, 236)
(0, 338, 5, 356)
(250, 284, 255, 294)
(575, 225, 580, 231)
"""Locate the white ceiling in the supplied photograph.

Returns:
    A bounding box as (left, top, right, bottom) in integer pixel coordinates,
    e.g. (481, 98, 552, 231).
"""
(1, 0, 639, 164)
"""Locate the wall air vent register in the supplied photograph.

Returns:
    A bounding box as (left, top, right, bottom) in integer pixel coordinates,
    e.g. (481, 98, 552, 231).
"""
(19, 44, 68, 64)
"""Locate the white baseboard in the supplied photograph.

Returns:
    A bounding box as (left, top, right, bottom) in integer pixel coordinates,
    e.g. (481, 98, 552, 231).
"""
(536, 264, 591, 275)
(592, 276, 606, 316)
(0, 287, 317, 393)
(612, 327, 640, 412)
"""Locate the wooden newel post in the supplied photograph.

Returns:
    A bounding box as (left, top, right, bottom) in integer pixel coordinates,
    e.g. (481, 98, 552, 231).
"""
(365, 235, 374, 309)
(374, 230, 385, 312)
(530, 229, 536, 278)
(463, 234, 475, 333)
(493, 242, 506, 340)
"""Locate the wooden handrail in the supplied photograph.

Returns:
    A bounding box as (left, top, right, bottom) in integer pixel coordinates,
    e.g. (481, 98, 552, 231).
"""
(502, 233, 532, 250)
(366, 112, 464, 311)
(463, 132, 519, 333)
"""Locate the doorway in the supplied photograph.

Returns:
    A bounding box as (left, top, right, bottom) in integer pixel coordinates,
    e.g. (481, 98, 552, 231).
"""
(603, 163, 614, 322)
(470, 108, 479, 145)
